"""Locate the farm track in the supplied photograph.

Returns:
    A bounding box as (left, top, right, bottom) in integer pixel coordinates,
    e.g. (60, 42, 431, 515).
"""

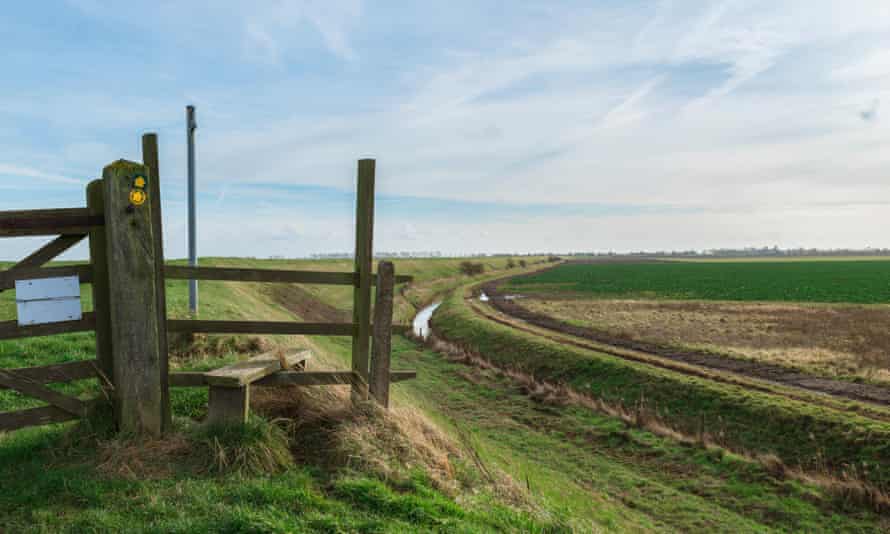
(473, 279, 890, 422)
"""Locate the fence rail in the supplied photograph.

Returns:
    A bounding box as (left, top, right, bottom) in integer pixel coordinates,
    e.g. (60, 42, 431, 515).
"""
(0, 313, 97, 340)
(0, 208, 104, 237)
(0, 265, 93, 291)
(164, 265, 413, 286)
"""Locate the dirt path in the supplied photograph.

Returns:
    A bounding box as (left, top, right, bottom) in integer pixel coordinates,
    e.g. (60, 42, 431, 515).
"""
(481, 280, 890, 408)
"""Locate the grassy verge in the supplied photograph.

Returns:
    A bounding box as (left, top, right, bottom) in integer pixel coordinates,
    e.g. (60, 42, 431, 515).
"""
(386, 335, 887, 532)
(433, 286, 890, 492)
(0, 257, 562, 533)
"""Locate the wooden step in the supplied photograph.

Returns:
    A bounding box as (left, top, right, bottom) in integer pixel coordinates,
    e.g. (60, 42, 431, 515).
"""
(205, 349, 311, 388)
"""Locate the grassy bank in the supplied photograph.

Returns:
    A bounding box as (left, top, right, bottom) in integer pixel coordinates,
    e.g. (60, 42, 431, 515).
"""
(433, 286, 890, 492)
(0, 257, 562, 533)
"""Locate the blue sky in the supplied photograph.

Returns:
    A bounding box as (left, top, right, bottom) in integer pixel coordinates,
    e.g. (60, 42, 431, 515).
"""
(2, 1, 890, 260)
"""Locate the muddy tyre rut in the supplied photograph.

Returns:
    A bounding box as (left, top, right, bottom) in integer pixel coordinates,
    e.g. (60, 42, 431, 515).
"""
(480, 280, 890, 409)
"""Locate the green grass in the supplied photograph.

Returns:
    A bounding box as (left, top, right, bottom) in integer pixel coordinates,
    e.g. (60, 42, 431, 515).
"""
(508, 260, 890, 303)
(388, 336, 886, 532)
(433, 287, 890, 491)
(3, 256, 889, 531)
(0, 425, 558, 533)
(0, 256, 564, 533)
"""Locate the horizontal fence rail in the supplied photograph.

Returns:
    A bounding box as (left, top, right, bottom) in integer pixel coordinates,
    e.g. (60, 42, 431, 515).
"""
(0, 208, 104, 237)
(169, 369, 417, 388)
(167, 319, 410, 337)
(0, 405, 86, 432)
(0, 312, 97, 340)
(0, 264, 93, 291)
(0, 360, 97, 389)
(168, 320, 356, 336)
(164, 265, 413, 286)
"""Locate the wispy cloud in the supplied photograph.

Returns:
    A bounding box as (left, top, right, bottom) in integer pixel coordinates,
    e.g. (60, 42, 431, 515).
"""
(0, 164, 82, 186)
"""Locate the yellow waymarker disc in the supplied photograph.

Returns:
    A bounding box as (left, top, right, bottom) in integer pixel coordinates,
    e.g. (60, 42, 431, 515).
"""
(134, 176, 146, 188)
(129, 189, 147, 206)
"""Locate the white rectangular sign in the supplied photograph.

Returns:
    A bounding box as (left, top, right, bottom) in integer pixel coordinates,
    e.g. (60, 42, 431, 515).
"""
(15, 275, 82, 326)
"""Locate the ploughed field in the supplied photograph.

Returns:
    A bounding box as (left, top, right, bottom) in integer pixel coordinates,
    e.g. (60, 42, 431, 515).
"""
(505, 260, 890, 385)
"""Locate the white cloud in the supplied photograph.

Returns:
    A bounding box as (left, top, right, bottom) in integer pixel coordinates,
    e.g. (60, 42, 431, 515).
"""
(0, 164, 83, 186)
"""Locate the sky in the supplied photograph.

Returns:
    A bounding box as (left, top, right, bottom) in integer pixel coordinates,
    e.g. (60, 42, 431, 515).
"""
(2, 1, 890, 260)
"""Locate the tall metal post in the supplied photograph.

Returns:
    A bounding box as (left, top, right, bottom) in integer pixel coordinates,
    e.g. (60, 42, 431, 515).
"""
(186, 105, 198, 314)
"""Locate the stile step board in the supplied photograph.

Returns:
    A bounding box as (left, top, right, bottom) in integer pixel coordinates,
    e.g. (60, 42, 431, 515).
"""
(205, 349, 311, 388)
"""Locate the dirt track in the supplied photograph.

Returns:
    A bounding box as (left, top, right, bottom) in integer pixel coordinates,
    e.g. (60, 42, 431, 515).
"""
(481, 280, 890, 408)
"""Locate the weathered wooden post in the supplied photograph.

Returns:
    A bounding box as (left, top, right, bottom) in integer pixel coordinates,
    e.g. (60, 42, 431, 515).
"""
(370, 261, 395, 408)
(86, 180, 113, 399)
(142, 134, 172, 432)
(351, 159, 375, 401)
(102, 159, 167, 436)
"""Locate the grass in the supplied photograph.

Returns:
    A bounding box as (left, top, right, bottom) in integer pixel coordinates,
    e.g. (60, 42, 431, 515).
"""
(390, 335, 887, 532)
(0, 256, 565, 533)
(433, 286, 890, 492)
(507, 260, 890, 303)
(3, 256, 890, 531)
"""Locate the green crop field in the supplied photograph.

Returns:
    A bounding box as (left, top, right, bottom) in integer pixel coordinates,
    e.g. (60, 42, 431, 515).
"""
(507, 260, 890, 303)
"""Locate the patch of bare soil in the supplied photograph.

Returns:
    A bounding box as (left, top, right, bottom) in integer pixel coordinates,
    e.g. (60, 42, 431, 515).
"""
(482, 281, 890, 407)
(265, 284, 350, 323)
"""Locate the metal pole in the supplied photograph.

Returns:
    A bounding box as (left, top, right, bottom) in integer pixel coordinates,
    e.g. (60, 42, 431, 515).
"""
(186, 105, 198, 314)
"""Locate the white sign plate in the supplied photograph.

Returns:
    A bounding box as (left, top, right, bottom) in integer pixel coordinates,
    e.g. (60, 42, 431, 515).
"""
(15, 275, 82, 326)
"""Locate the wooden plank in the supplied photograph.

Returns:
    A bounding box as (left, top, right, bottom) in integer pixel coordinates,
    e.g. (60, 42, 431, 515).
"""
(205, 349, 311, 388)
(0, 313, 96, 340)
(256, 371, 357, 387)
(10, 234, 86, 270)
(0, 405, 79, 432)
(169, 369, 412, 389)
(164, 265, 412, 286)
(143, 133, 172, 433)
(164, 265, 356, 285)
(370, 261, 394, 408)
(168, 320, 356, 336)
(103, 160, 165, 437)
(0, 264, 93, 291)
(207, 386, 249, 425)
(352, 159, 375, 400)
(0, 370, 86, 416)
(0, 360, 96, 389)
(0, 208, 103, 237)
(86, 180, 114, 394)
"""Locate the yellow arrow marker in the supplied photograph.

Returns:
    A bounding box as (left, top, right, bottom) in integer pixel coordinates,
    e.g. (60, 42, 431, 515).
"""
(134, 176, 146, 188)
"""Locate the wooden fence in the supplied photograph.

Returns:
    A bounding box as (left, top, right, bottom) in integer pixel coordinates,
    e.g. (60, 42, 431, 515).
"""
(0, 208, 105, 432)
(0, 132, 414, 436)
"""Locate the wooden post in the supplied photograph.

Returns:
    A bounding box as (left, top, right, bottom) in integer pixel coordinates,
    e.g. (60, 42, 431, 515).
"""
(207, 386, 249, 425)
(86, 180, 114, 399)
(142, 133, 172, 432)
(351, 159, 375, 401)
(102, 159, 166, 436)
(370, 261, 394, 408)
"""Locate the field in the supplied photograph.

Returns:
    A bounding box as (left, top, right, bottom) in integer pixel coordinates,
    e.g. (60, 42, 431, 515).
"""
(2, 256, 890, 531)
(506, 260, 890, 303)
